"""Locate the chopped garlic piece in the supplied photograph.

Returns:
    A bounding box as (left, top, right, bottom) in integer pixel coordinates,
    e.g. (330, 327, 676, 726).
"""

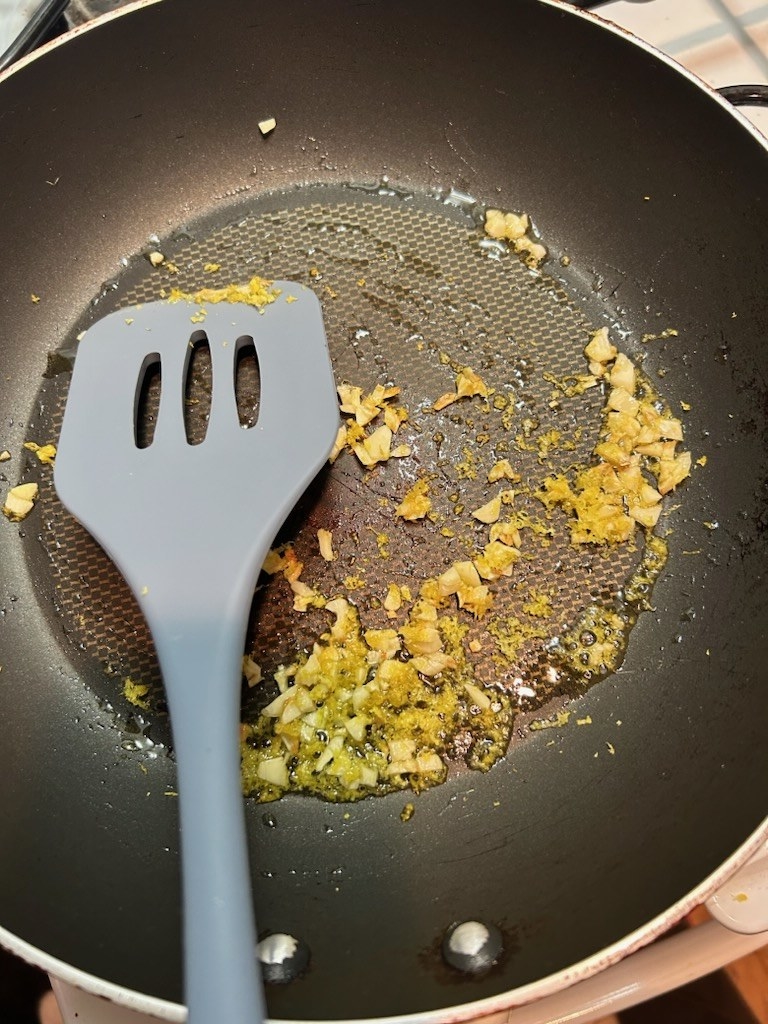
(415, 752, 444, 774)
(345, 715, 370, 742)
(464, 681, 492, 711)
(148, 251, 165, 267)
(383, 405, 408, 432)
(434, 366, 488, 410)
(329, 424, 347, 464)
(468, 495, 505, 528)
(262, 548, 287, 575)
(383, 583, 403, 617)
(23, 441, 56, 465)
(257, 756, 289, 787)
(610, 352, 636, 395)
(411, 652, 456, 677)
(433, 391, 458, 411)
(472, 494, 502, 524)
(291, 579, 325, 612)
(474, 540, 519, 581)
(484, 209, 529, 241)
(584, 327, 617, 369)
(629, 504, 662, 528)
(2, 482, 38, 522)
(364, 628, 401, 660)
(657, 451, 692, 494)
(399, 611, 443, 656)
(456, 367, 489, 399)
(317, 528, 335, 561)
(488, 459, 520, 483)
(353, 424, 393, 467)
(458, 585, 493, 618)
(396, 479, 431, 521)
(489, 520, 522, 549)
(438, 560, 481, 597)
(242, 656, 263, 688)
(0, 451, 10, 463)
(607, 388, 640, 415)
(513, 235, 547, 268)
(258, 117, 276, 135)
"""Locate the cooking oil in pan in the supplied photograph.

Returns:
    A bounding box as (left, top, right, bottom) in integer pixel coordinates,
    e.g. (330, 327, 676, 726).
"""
(21, 183, 687, 802)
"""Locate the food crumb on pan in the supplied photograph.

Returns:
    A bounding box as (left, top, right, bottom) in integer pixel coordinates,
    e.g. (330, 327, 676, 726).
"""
(23, 441, 56, 465)
(30, 293, 40, 304)
(317, 529, 336, 561)
(258, 117, 277, 135)
(123, 677, 150, 710)
(0, 450, 11, 462)
(530, 710, 571, 731)
(400, 802, 415, 822)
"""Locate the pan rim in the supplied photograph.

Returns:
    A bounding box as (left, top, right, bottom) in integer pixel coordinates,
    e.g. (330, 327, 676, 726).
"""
(541, 0, 768, 155)
(1, 817, 767, 1024)
(0, 0, 766, 1019)
(0, 0, 766, 158)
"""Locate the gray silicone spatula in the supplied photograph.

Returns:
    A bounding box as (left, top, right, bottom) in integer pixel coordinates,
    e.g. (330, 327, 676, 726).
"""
(54, 286, 339, 1024)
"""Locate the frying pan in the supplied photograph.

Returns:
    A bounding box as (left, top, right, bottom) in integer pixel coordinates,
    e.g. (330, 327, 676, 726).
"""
(0, 0, 767, 1020)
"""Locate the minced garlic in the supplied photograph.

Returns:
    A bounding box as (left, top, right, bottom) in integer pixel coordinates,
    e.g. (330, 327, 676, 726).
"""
(240, 596, 513, 801)
(537, 328, 690, 543)
(317, 528, 336, 561)
(484, 208, 548, 267)
(433, 367, 489, 411)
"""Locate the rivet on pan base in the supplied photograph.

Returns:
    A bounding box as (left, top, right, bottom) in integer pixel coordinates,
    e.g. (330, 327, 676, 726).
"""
(257, 933, 310, 983)
(442, 921, 503, 974)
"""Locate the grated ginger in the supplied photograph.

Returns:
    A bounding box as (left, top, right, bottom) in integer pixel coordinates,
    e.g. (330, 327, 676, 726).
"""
(168, 275, 279, 310)
(395, 479, 431, 521)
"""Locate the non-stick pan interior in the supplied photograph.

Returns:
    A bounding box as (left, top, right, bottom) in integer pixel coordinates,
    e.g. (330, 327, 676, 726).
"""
(0, 0, 767, 1019)
(30, 184, 642, 744)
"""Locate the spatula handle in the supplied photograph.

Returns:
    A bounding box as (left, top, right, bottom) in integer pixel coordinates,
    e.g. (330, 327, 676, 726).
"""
(150, 614, 265, 1024)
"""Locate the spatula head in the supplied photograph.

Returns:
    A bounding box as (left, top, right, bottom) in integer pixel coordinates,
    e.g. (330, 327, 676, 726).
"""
(54, 284, 339, 601)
